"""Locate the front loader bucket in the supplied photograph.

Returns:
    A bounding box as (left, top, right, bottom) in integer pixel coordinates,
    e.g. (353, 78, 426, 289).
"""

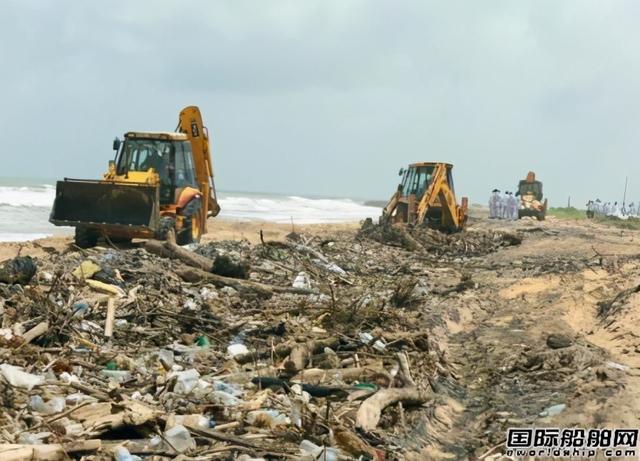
(50, 179, 159, 232)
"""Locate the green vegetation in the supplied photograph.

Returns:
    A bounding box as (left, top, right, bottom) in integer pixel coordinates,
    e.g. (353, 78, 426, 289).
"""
(547, 207, 586, 220)
(548, 207, 640, 229)
(594, 216, 640, 230)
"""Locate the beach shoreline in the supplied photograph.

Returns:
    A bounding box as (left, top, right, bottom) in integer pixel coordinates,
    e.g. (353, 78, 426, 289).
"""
(0, 218, 363, 262)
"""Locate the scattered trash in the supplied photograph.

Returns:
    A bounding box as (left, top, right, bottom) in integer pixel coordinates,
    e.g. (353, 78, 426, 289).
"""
(292, 271, 312, 289)
(164, 424, 196, 453)
(606, 360, 629, 371)
(72, 260, 102, 280)
(539, 403, 567, 417)
(115, 446, 142, 461)
(0, 223, 597, 458)
(29, 395, 65, 415)
(0, 363, 44, 390)
(0, 256, 37, 285)
(171, 369, 201, 394)
(299, 439, 342, 461)
(227, 343, 249, 357)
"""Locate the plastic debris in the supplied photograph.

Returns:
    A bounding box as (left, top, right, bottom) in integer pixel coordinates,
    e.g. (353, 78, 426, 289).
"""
(292, 271, 312, 289)
(0, 363, 44, 390)
(29, 395, 66, 415)
(164, 424, 196, 453)
(72, 260, 102, 280)
(227, 343, 249, 357)
(299, 439, 341, 461)
(115, 446, 142, 461)
(171, 369, 201, 394)
(539, 403, 567, 417)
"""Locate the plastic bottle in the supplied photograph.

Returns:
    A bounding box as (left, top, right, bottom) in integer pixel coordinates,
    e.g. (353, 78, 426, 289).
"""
(227, 343, 249, 357)
(299, 440, 340, 461)
(358, 332, 374, 344)
(164, 425, 196, 453)
(171, 369, 200, 394)
(100, 369, 131, 382)
(195, 335, 210, 347)
(29, 395, 65, 415)
(0, 364, 44, 390)
(213, 380, 243, 397)
(115, 446, 142, 461)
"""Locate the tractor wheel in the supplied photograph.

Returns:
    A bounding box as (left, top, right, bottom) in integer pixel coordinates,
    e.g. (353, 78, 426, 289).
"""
(75, 226, 99, 249)
(177, 213, 202, 246)
(156, 216, 177, 240)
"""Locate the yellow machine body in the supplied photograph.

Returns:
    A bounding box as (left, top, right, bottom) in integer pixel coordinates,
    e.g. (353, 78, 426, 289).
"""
(50, 107, 219, 247)
(381, 162, 468, 232)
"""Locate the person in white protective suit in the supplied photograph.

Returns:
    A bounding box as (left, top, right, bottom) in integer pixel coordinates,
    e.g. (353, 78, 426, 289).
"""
(489, 189, 500, 218)
(630, 202, 637, 217)
(508, 192, 518, 220)
(612, 201, 620, 217)
(594, 199, 602, 216)
(603, 202, 611, 216)
(500, 191, 509, 219)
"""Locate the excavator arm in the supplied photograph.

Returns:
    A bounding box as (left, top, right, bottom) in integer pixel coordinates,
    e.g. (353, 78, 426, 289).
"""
(380, 185, 402, 224)
(380, 162, 467, 232)
(177, 106, 220, 219)
(416, 164, 467, 231)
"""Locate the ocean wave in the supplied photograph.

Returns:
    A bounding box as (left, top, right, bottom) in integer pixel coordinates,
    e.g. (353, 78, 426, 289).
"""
(0, 232, 52, 242)
(0, 185, 55, 208)
(0, 180, 382, 242)
(218, 195, 381, 223)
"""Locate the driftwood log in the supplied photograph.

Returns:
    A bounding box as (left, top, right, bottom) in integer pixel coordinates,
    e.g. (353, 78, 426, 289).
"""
(21, 322, 49, 344)
(233, 337, 339, 365)
(356, 387, 429, 431)
(145, 238, 318, 298)
(0, 440, 101, 461)
(293, 365, 390, 386)
(145, 239, 213, 272)
(175, 266, 317, 299)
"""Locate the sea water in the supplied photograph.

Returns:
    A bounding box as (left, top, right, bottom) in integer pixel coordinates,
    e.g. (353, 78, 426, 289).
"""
(0, 177, 381, 242)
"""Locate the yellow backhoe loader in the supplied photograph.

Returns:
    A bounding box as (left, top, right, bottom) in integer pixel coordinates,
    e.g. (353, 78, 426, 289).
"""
(50, 106, 220, 248)
(381, 162, 468, 232)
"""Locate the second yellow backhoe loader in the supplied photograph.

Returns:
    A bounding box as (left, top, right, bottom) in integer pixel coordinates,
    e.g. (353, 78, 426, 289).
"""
(50, 106, 220, 248)
(381, 162, 468, 232)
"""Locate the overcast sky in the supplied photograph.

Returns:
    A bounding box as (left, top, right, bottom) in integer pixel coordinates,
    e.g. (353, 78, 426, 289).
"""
(1, 0, 639, 205)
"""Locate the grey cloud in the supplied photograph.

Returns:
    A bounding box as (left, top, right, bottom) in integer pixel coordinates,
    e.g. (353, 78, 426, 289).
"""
(1, 0, 639, 205)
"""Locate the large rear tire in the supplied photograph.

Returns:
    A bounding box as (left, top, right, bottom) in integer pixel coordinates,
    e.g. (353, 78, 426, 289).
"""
(75, 226, 99, 249)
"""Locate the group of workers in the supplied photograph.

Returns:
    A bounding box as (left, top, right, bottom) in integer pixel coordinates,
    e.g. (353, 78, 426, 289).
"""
(586, 200, 638, 219)
(489, 189, 519, 220)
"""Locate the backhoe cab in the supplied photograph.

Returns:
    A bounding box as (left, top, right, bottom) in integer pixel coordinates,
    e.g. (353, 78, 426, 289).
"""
(517, 171, 547, 221)
(381, 162, 468, 232)
(50, 106, 220, 248)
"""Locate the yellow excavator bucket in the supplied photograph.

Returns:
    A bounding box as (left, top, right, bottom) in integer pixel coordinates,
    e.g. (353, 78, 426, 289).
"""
(50, 179, 160, 232)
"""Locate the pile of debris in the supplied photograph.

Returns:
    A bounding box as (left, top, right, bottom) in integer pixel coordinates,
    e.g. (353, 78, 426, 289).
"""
(0, 229, 464, 460)
(358, 219, 521, 258)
